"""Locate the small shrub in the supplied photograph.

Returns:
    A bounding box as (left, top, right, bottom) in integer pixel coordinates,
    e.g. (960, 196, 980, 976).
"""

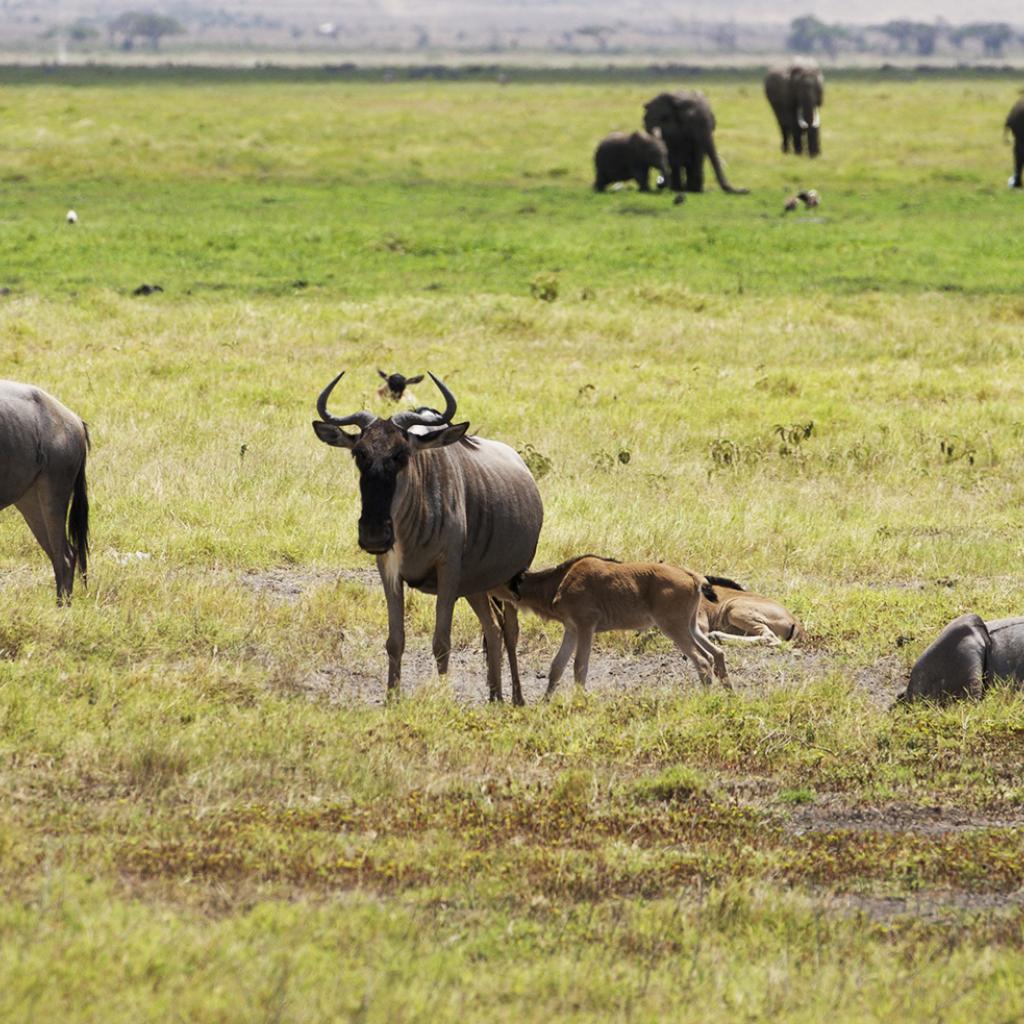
(630, 765, 711, 803)
(518, 443, 552, 480)
(530, 272, 559, 302)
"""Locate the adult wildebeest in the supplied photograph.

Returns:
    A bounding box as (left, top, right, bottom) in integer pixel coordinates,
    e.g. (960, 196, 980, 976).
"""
(699, 575, 805, 645)
(0, 380, 90, 603)
(898, 613, 1024, 704)
(312, 371, 543, 703)
(496, 555, 729, 698)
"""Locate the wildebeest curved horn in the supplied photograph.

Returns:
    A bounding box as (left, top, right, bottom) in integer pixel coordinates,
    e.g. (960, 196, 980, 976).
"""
(316, 371, 377, 430)
(391, 372, 457, 430)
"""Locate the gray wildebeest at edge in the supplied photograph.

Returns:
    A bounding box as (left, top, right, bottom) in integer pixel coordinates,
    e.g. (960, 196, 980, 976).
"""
(312, 371, 543, 703)
(898, 613, 1024, 704)
(495, 555, 729, 698)
(0, 380, 90, 604)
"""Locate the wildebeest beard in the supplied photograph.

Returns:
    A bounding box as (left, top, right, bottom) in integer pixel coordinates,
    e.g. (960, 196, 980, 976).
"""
(355, 461, 399, 553)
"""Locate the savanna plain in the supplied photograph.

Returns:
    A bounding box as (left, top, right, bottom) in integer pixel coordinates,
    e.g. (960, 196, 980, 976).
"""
(4, 67, 1024, 1022)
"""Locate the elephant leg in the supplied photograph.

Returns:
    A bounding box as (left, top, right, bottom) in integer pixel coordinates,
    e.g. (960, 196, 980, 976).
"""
(781, 127, 790, 153)
(634, 163, 651, 192)
(684, 152, 704, 193)
(668, 158, 684, 193)
(1014, 136, 1024, 187)
(793, 127, 804, 155)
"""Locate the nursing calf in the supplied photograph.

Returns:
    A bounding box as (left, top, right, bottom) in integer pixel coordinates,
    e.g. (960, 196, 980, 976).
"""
(499, 555, 728, 697)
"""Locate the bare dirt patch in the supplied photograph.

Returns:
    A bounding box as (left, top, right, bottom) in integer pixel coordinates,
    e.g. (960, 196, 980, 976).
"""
(236, 565, 377, 600)
(784, 798, 1024, 836)
(231, 564, 906, 705)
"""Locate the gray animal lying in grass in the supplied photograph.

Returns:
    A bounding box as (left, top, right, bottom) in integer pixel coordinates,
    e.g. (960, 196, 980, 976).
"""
(593, 130, 669, 193)
(699, 575, 805, 645)
(898, 613, 1024, 703)
(495, 554, 728, 698)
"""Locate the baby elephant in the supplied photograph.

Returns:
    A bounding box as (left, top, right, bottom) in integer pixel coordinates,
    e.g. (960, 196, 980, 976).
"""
(497, 554, 728, 698)
(899, 613, 1024, 703)
(593, 130, 669, 193)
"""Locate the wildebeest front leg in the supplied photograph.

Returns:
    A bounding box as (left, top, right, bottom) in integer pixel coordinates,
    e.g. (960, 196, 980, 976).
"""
(381, 573, 405, 697)
(545, 627, 576, 699)
(431, 572, 461, 679)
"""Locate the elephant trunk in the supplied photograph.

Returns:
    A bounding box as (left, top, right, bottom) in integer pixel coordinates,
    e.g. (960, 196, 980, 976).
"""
(706, 136, 748, 195)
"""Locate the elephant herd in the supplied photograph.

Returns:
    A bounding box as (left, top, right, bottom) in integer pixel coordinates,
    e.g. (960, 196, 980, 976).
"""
(594, 60, 1024, 195)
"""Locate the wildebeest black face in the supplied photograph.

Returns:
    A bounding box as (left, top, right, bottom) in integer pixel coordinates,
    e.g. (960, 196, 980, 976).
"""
(312, 371, 468, 555)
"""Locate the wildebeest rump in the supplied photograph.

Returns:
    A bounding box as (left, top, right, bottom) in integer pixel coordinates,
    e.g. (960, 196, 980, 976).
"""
(312, 371, 543, 703)
(0, 380, 90, 603)
(899, 613, 1024, 702)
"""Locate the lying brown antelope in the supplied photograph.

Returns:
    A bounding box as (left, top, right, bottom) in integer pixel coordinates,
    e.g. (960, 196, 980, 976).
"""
(497, 555, 729, 698)
(699, 575, 805, 645)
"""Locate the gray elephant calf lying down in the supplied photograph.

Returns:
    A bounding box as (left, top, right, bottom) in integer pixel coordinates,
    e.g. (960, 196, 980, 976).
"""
(899, 613, 1024, 702)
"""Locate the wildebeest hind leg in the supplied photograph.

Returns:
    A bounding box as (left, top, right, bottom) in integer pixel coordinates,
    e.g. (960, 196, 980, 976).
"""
(466, 592, 505, 702)
(496, 599, 524, 706)
(572, 624, 595, 690)
(15, 482, 73, 603)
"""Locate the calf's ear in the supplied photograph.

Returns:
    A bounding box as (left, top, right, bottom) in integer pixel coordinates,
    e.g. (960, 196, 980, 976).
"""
(406, 375, 425, 385)
(377, 369, 388, 380)
(312, 421, 359, 448)
(409, 421, 469, 451)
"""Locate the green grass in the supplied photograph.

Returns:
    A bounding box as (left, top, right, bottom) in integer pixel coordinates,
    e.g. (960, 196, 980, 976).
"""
(3, 67, 1024, 1021)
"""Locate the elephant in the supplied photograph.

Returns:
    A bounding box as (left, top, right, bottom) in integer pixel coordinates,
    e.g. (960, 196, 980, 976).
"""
(593, 129, 670, 193)
(764, 59, 824, 157)
(1005, 98, 1024, 187)
(642, 91, 748, 194)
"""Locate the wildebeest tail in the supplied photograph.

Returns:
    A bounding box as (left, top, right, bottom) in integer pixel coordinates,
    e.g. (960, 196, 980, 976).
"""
(704, 574, 746, 591)
(700, 579, 719, 603)
(68, 425, 90, 583)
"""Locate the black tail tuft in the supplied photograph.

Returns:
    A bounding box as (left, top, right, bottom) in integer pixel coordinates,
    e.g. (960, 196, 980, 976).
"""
(68, 429, 90, 584)
(704, 574, 746, 591)
(700, 581, 719, 603)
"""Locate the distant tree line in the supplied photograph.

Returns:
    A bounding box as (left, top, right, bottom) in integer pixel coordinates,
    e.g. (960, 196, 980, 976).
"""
(787, 15, 1020, 60)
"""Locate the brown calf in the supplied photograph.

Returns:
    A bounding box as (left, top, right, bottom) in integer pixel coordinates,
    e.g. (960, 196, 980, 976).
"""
(699, 575, 805, 646)
(498, 555, 728, 698)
